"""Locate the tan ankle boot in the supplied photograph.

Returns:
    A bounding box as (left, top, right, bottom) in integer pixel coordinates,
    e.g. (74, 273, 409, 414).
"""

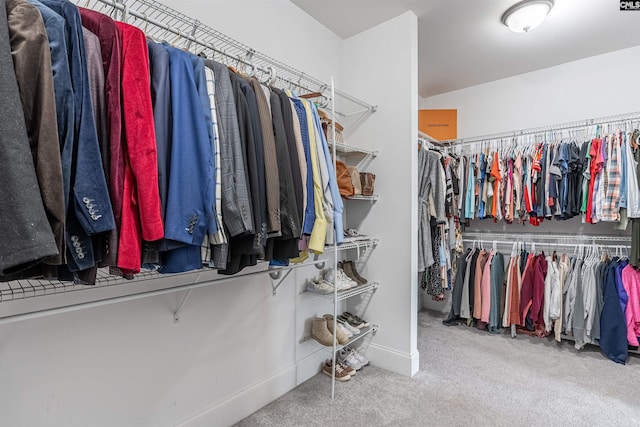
(323, 314, 350, 344)
(311, 317, 334, 346)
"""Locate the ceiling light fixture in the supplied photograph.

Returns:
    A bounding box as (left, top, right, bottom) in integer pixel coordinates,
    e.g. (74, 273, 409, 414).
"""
(502, 0, 554, 33)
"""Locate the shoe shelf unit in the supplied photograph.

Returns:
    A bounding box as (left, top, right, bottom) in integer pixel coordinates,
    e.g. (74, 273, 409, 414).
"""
(303, 110, 380, 398)
(306, 281, 379, 302)
(304, 324, 379, 353)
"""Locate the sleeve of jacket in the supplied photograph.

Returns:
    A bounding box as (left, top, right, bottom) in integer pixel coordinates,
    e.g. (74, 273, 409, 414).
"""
(115, 23, 164, 272)
(162, 45, 213, 246)
(0, 0, 59, 271)
(7, 0, 65, 265)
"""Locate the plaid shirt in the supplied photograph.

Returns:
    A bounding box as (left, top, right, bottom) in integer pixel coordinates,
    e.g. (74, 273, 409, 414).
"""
(601, 133, 621, 221)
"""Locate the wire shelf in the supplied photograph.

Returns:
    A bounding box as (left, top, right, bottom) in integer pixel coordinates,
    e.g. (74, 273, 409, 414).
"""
(324, 238, 379, 253)
(73, 0, 375, 114)
(345, 195, 379, 202)
(328, 141, 379, 157)
(303, 324, 379, 353)
(305, 282, 379, 302)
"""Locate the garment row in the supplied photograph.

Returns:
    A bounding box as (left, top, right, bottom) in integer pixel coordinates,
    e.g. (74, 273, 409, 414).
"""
(417, 132, 640, 280)
(0, 0, 344, 284)
(444, 246, 640, 364)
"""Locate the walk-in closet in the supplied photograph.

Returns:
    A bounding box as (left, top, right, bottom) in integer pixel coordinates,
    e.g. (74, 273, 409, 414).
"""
(0, 0, 639, 426)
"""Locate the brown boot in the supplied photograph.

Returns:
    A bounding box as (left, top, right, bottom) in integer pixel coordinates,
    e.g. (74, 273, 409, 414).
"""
(323, 314, 350, 344)
(311, 317, 335, 346)
(342, 260, 367, 285)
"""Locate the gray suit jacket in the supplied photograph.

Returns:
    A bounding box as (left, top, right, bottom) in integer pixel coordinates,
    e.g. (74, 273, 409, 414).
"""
(206, 60, 253, 238)
(0, 0, 59, 272)
(7, 0, 66, 266)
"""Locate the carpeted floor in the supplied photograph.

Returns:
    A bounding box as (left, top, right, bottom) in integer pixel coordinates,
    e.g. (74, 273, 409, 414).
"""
(235, 310, 640, 427)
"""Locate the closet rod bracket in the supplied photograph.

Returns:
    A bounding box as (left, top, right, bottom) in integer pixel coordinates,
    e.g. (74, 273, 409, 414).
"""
(270, 269, 293, 296)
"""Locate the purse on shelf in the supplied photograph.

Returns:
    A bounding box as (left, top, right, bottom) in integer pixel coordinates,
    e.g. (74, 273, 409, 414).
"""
(335, 160, 354, 197)
(347, 166, 362, 196)
(360, 172, 376, 196)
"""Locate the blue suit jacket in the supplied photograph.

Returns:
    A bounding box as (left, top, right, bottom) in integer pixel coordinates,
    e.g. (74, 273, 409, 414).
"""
(40, 0, 114, 271)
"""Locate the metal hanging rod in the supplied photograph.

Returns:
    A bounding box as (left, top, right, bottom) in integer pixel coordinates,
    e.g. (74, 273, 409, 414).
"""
(440, 111, 640, 148)
(77, 0, 375, 113)
(462, 232, 631, 243)
(462, 239, 631, 249)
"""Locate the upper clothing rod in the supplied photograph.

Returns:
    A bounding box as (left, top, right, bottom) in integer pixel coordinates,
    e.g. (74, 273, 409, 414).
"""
(93, 0, 375, 112)
(439, 111, 640, 147)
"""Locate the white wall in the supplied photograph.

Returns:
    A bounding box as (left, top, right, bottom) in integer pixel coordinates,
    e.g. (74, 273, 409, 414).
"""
(421, 45, 640, 138)
(420, 45, 640, 313)
(341, 11, 420, 377)
(161, 0, 344, 86)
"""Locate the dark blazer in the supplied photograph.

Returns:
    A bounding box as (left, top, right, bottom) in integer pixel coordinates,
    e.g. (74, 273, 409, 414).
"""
(250, 78, 281, 237)
(0, 0, 59, 272)
(40, 0, 115, 271)
(7, 0, 65, 265)
(78, 7, 123, 267)
(265, 90, 300, 260)
(232, 73, 267, 252)
(274, 88, 303, 237)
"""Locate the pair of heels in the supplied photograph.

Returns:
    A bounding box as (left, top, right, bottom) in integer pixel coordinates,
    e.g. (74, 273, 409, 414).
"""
(338, 260, 367, 285)
(338, 312, 369, 329)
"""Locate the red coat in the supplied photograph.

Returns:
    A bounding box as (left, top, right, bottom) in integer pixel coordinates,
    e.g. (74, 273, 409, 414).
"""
(115, 22, 164, 273)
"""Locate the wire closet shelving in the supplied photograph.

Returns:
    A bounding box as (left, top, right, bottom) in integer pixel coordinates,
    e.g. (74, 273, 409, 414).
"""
(0, 0, 376, 325)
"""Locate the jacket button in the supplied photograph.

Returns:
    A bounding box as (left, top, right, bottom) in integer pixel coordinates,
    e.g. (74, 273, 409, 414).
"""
(82, 197, 90, 204)
(77, 253, 85, 259)
(71, 235, 79, 242)
(75, 247, 83, 254)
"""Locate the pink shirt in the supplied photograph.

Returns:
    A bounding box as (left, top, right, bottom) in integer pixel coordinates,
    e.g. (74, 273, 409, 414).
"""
(481, 250, 495, 323)
(622, 265, 640, 346)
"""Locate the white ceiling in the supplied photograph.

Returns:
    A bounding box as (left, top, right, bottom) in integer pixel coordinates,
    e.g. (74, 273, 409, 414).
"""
(291, 0, 640, 98)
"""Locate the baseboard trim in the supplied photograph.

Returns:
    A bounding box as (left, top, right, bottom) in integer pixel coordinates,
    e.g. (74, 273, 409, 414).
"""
(176, 366, 297, 427)
(368, 343, 420, 377)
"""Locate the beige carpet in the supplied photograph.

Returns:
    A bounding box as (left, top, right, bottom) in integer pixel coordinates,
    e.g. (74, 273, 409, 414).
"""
(235, 310, 640, 427)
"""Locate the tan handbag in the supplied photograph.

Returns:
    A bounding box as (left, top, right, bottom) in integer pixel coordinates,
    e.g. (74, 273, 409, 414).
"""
(360, 172, 376, 196)
(347, 166, 361, 196)
(335, 160, 354, 197)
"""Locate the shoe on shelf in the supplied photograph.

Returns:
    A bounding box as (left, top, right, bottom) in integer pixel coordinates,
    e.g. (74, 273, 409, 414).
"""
(342, 260, 368, 285)
(322, 269, 351, 291)
(311, 317, 335, 346)
(323, 314, 350, 344)
(343, 312, 370, 328)
(338, 349, 363, 371)
(322, 360, 351, 382)
(346, 347, 370, 367)
(336, 268, 358, 288)
(337, 317, 361, 335)
(305, 279, 335, 294)
(337, 323, 353, 338)
(337, 314, 363, 329)
(343, 229, 368, 241)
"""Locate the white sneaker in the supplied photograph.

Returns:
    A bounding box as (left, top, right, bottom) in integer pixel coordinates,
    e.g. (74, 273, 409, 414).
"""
(349, 348, 369, 366)
(306, 279, 335, 294)
(323, 269, 351, 291)
(337, 323, 353, 338)
(337, 269, 357, 288)
(339, 319, 361, 335)
(338, 349, 363, 370)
